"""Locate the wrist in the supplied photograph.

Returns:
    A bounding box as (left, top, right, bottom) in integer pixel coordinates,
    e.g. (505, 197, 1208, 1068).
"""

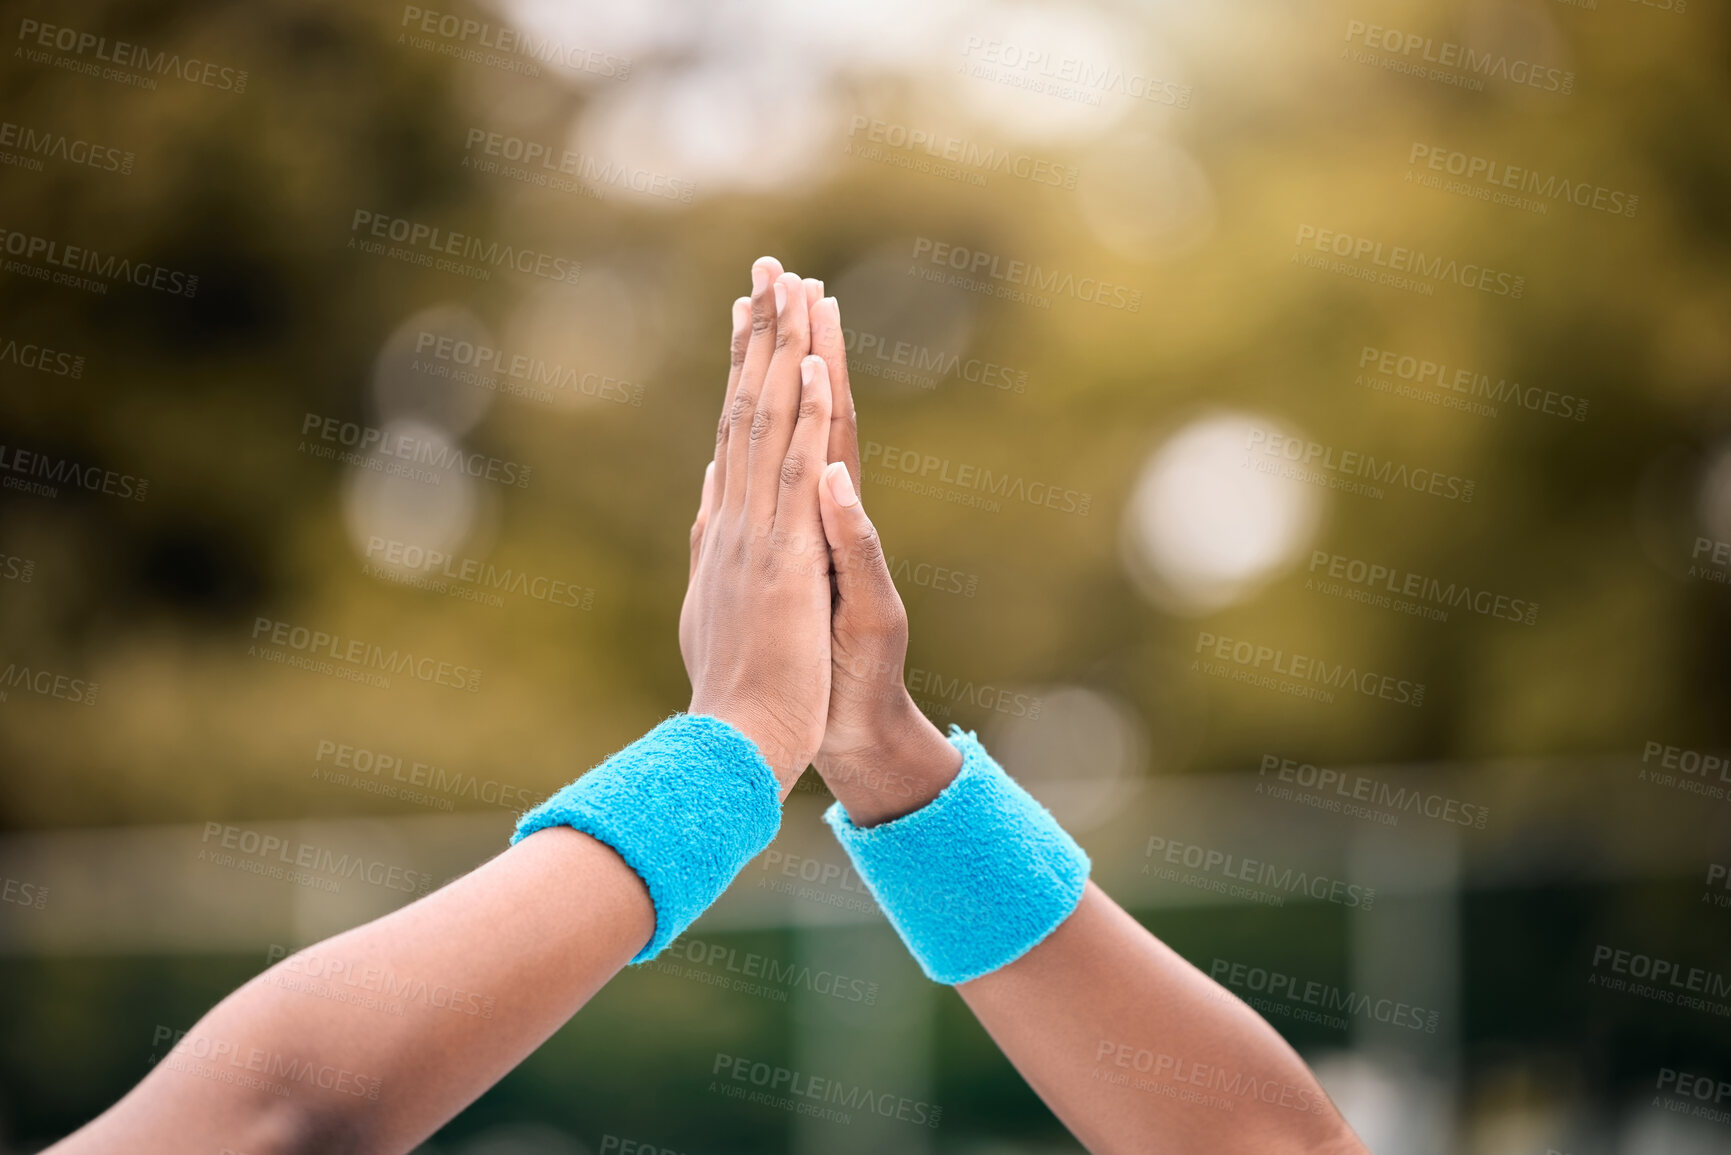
(816, 692, 962, 827)
(686, 697, 811, 798)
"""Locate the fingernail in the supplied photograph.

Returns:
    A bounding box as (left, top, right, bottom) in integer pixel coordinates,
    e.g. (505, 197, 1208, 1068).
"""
(801, 354, 821, 387)
(774, 281, 787, 315)
(752, 262, 770, 295)
(827, 461, 858, 508)
(809, 279, 825, 297)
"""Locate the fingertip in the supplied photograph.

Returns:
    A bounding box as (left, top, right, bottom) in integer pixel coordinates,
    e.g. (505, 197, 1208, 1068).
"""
(812, 295, 839, 332)
(751, 256, 783, 294)
(732, 296, 750, 329)
(824, 459, 859, 508)
(800, 354, 827, 389)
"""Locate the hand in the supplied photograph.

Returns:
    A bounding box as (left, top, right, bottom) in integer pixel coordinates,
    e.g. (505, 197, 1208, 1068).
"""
(805, 296, 963, 825)
(679, 257, 835, 793)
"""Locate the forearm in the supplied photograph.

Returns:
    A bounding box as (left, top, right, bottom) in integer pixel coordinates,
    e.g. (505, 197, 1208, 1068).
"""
(958, 885, 1363, 1154)
(55, 828, 651, 1155)
(823, 720, 1361, 1154)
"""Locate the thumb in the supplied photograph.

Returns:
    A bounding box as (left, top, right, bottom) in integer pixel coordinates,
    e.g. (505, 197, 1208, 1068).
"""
(818, 461, 900, 625)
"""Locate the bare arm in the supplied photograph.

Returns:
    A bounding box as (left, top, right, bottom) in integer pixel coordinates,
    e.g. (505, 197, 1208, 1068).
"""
(55, 256, 839, 1155)
(818, 691, 1364, 1154)
(53, 827, 652, 1155)
(958, 883, 1363, 1153)
(804, 293, 1365, 1154)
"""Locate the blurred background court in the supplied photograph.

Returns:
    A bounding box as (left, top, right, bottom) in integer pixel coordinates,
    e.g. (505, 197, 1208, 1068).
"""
(1, 1, 1729, 1151)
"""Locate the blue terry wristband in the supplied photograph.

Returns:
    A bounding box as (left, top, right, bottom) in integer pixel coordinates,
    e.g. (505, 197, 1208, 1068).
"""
(822, 726, 1090, 985)
(512, 713, 780, 964)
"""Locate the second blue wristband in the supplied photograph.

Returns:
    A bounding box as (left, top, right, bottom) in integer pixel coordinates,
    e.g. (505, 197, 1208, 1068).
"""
(823, 727, 1090, 985)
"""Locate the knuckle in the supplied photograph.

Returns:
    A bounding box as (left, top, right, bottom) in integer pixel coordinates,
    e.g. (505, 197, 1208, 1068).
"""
(867, 590, 909, 636)
(779, 453, 809, 490)
(797, 395, 823, 422)
(853, 525, 885, 565)
(749, 406, 778, 442)
(750, 311, 775, 337)
(728, 392, 755, 428)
